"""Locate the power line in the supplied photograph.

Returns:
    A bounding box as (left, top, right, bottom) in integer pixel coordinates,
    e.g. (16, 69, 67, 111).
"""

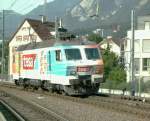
(13, 0, 35, 13)
(8, 0, 19, 10)
(17, 0, 43, 14)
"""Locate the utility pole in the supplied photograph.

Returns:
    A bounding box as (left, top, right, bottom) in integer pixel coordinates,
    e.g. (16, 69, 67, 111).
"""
(97, 0, 104, 38)
(1, 10, 5, 78)
(55, 17, 59, 41)
(130, 9, 135, 96)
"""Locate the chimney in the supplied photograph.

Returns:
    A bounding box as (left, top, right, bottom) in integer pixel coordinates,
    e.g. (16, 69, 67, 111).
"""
(59, 18, 63, 28)
(40, 15, 47, 23)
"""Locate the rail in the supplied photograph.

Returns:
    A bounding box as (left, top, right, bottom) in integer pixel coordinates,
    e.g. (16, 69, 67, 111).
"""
(0, 99, 26, 121)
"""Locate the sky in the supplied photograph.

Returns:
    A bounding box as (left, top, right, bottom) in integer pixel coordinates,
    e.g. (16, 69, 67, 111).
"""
(0, 0, 54, 15)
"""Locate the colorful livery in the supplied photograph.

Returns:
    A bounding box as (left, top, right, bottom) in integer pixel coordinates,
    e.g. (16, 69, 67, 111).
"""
(12, 40, 104, 95)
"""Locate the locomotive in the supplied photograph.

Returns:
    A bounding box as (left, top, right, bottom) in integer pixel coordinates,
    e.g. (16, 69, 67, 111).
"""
(12, 40, 104, 95)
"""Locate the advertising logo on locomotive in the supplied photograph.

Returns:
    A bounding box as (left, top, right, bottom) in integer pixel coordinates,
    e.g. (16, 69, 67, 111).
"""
(22, 54, 36, 70)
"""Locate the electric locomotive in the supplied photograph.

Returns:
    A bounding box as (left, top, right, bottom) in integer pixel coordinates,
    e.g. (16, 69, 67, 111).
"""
(12, 40, 104, 95)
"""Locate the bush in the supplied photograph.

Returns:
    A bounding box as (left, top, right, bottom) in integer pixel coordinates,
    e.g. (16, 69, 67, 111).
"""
(102, 48, 126, 88)
(101, 80, 128, 90)
(108, 66, 126, 85)
(87, 33, 103, 43)
(87, 33, 127, 89)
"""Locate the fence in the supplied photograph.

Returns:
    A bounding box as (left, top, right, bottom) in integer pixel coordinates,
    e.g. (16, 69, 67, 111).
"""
(0, 74, 12, 82)
(99, 88, 150, 98)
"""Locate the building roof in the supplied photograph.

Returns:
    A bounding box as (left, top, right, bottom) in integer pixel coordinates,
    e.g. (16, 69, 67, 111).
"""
(9, 18, 55, 43)
(99, 37, 124, 46)
(27, 19, 55, 40)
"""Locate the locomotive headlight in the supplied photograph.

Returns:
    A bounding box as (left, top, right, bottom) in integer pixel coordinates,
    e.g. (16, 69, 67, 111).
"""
(95, 65, 103, 74)
(70, 71, 76, 75)
(67, 66, 77, 76)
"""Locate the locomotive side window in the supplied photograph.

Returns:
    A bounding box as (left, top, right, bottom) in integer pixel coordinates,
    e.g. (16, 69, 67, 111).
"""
(56, 50, 62, 61)
(85, 48, 100, 60)
(65, 49, 81, 60)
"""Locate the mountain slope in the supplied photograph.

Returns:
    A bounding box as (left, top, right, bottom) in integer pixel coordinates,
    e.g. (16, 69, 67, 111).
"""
(2, 0, 150, 39)
(0, 10, 23, 39)
(26, 0, 80, 20)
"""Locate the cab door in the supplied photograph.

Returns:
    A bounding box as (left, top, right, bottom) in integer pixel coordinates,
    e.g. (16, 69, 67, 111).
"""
(50, 49, 67, 84)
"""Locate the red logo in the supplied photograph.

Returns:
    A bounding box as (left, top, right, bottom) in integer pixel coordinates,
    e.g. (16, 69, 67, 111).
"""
(22, 54, 36, 70)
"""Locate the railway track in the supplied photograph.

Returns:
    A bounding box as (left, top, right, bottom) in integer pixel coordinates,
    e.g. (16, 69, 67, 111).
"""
(87, 95, 150, 117)
(0, 85, 70, 121)
(1, 82, 150, 119)
(0, 99, 25, 121)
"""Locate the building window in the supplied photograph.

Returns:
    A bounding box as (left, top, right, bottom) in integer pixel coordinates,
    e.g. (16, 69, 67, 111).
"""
(134, 39, 140, 52)
(23, 35, 29, 41)
(143, 39, 150, 52)
(109, 44, 112, 49)
(143, 58, 150, 71)
(134, 58, 140, 73)
(145, 21, 150, 30)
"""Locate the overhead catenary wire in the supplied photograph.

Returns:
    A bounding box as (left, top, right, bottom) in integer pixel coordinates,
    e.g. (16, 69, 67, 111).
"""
(13, 0, 36, 14)
(16, 0, 44, 15)
(8, 0, 19, 10)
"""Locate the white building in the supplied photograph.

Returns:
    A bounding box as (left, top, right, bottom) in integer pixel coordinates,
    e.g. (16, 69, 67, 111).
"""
(99, 36, 121, 56)
(9, 18, 55, 78)
(125, 15, 150, 82)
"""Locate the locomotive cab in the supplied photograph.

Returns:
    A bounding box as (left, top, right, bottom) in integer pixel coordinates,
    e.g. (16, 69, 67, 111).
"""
(60, 45, 104, 95)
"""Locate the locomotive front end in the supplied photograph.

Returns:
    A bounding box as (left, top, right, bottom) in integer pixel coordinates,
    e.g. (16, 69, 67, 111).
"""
(64, 45, 104, 95)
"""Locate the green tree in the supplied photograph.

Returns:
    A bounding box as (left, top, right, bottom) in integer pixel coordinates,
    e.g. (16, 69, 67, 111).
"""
(0, 40, 9, 74)
(88, 33, 103, 43)
(102, 47, 118, 80)
(4, 40, 9, 74)
(102, 45, 126, 89)
(108, 66, 126, 88)
(87, 33, 126, 89)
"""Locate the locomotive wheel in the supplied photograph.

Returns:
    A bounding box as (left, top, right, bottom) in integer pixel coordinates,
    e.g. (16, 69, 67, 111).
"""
(14, 80, 19, 85)
(61, 90, 68, 96)
(48, 87, 54, 93)
(33, 86, 39, 90)
(18, 78, 22, 86)
(24, 79, 30, 89)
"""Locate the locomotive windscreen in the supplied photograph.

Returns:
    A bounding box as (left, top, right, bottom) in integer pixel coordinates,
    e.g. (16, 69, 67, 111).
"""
(65, 49, 81, 60)
(85, 48, 100, 60)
